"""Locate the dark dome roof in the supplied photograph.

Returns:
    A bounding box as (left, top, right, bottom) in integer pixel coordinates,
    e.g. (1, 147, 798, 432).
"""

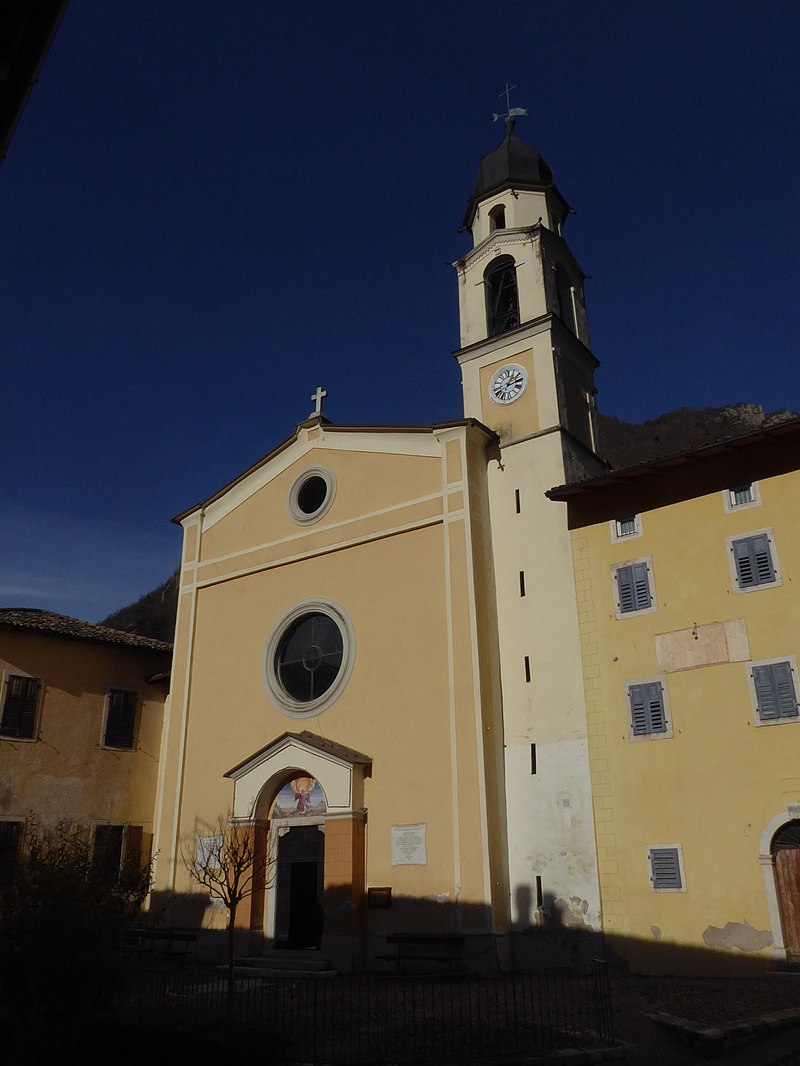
(463, 118, 557, 231)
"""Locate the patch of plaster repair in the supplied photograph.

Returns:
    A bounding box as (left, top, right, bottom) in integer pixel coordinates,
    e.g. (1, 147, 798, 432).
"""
(702, 919, 773, 952)
(650, 925, 662, 939)
(555, 896, 590, 929)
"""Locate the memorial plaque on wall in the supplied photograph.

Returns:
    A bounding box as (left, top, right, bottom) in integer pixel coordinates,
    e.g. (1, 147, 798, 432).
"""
(390, 823, 427, 866)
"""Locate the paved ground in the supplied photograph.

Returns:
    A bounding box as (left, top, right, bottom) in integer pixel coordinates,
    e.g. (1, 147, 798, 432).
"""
(611, 974, 800, 1064)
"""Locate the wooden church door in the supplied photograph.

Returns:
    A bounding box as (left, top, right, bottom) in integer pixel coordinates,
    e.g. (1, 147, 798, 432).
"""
(773, 821, 800, 960)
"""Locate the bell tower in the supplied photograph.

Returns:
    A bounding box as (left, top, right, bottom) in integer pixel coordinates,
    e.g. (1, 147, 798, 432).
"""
(453, 113, 602, 480)
(454, 110, 604, 952)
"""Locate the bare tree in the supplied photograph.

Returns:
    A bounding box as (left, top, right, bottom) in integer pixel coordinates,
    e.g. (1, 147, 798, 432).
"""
(182, 813, 272, 1014)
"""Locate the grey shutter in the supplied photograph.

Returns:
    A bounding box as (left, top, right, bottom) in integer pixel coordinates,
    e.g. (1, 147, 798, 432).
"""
(632, 562, 651, 609)
(0, 675, 40, 738)
(629, 682, 666, 735)
(616, 565, 635, 612)
(734, 535, 775, 587)
(650, 847, 682, 889)
(104, 689, 137, 748)
(617, 563, 651, 613)
(753, 662, 798, 721)
(751, 535, 775, 584)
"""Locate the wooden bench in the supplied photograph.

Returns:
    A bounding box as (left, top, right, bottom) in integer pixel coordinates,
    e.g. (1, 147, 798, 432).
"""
(376, 933, 465, 974)
(124, 927, 198, 958)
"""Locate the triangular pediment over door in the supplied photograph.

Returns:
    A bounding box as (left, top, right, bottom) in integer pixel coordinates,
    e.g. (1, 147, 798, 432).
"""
(224, 730, 372, 821)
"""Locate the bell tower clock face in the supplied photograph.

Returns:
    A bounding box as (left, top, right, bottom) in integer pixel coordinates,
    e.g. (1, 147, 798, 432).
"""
(488, 363, 528, 405)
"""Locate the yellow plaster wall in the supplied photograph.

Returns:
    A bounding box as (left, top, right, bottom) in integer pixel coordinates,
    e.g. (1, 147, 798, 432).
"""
(575, 470, 800, 971)
(0, 633, 169, 832)
(199, 449, 441, 563)
(158, 430, 502, 932)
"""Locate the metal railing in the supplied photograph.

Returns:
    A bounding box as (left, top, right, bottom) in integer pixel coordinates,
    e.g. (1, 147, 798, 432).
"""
(105, 961, 615, 1063)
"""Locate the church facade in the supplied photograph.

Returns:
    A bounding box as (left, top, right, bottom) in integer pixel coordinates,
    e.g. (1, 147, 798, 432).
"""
(151, 118, 608, 972)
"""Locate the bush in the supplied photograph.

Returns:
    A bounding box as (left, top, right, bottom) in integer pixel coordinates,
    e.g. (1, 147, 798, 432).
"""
(0, 819, 151, 1063)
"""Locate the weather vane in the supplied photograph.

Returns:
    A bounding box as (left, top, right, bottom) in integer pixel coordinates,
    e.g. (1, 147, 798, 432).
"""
(493, 82, 528, 123)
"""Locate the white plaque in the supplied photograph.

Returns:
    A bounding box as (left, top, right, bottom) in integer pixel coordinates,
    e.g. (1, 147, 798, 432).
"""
(391, 823, 427, 866)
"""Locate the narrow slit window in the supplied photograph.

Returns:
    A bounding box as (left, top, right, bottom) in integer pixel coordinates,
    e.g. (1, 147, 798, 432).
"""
(535, 875, 543, 908)
(530, 743, 537, 775)
(519, 571, 526, 597)
(524, 655, 531, 683)
(515, 489, 521, 514)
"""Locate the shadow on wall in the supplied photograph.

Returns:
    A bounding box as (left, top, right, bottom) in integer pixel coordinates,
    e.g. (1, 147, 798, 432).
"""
(147, 886, 786, 978)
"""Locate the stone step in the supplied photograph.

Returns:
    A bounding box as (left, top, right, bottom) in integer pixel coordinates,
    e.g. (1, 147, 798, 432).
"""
(233, 952, 337, 976)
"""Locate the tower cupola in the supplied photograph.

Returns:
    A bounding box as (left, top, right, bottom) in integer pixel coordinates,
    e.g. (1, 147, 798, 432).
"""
(462, 118, 570, 242)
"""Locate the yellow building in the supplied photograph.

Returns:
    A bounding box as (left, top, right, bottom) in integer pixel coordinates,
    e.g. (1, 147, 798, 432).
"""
(550, 420, 800, 973)
(0, 608, 171, 879)
(151, 117, 608, 972)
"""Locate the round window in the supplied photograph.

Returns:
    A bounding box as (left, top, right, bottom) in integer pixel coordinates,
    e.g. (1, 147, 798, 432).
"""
(287, 466, 336, 525)
(264, 599, 355, 717)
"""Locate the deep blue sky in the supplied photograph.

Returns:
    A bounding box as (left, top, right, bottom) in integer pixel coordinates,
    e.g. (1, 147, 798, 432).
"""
(2, 1, 799, 622)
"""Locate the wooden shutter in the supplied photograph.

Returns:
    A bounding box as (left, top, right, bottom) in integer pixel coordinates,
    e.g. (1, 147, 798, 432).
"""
(734, 535, 775, 587)
(124, 824, 143, 870)
(629, 681, 666, 735)
(0, 675, 41, 738)
(753, 662, 798, 721)
(104, 689, 137, 748)
(650, 847, 682, 889)
(617, 563, 651, 613)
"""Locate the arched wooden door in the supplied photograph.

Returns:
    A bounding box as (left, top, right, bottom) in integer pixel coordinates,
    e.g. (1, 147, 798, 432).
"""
(772, 821, 800, 961)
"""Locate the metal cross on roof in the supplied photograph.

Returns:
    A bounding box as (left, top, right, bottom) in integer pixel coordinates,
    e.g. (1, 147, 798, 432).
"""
(310, 385, 327, 418)
(493, 82, 528, 124)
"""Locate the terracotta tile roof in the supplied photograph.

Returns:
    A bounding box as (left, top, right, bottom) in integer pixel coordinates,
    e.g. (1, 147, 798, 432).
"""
(0, 608, 173, 653)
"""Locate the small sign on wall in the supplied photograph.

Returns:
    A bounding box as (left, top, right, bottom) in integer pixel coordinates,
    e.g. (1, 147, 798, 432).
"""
(391, 823, 427, 866)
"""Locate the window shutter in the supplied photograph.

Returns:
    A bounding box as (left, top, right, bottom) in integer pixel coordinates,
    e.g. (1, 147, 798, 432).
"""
(734, 535, 775, 587)
(104, 690, 137, 748)
(124, 824, 143, 871)
(0, 675, 41, 738)
(751, 534, 775, 583)
(617, 563, 651, 613)
(753, 662, 798, 721)
(650, 847, 682, 889)
(632, 562, 651, 609)
(629, 682, 666, 735)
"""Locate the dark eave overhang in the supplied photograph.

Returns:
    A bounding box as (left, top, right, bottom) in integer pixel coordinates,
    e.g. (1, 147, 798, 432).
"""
(547, 416, 800, 500)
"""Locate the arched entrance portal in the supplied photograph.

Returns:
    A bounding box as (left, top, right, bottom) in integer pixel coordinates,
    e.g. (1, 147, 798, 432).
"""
(224, 730, 372, 970)
(772, 820, 800, 961)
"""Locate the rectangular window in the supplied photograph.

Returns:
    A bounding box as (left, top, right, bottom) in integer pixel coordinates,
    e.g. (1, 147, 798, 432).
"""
(628, 680, 668, 737)
(648, 846, 683, 891)
(730, 484, 754, 507)
(519, 571, 526, 597)
(515, 489, 521, 514)
(610, 514, 642, 542)
(103, 689, 138, 749)
(530, 743, 537, 775)
(751, 660, 799, 723)
(0, 821, 22, 887)
(731, 533, 776, 589)
(94, 824, 144, 881)
(614, 560, 653, 615)
(524, 656, 531, 683)
(0, 674, 41, 739)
